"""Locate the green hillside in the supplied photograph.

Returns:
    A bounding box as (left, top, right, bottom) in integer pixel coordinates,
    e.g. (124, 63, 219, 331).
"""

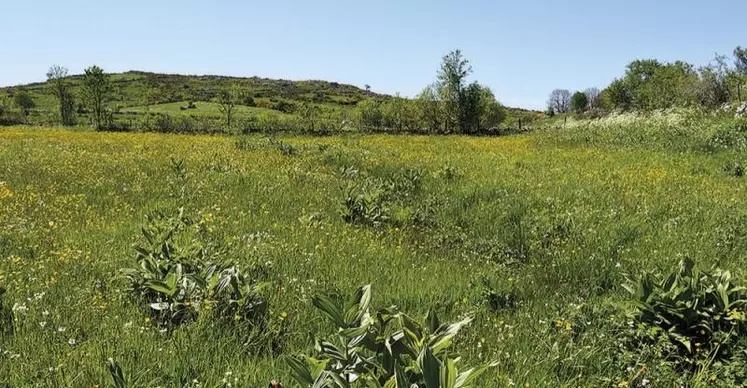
(0, 71, 381, 129)
(0, 70, 538, 133)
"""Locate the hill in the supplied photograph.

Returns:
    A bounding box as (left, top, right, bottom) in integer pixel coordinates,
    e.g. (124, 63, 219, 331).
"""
(0, 70, 538, 133)
(1, 71, 379, 128)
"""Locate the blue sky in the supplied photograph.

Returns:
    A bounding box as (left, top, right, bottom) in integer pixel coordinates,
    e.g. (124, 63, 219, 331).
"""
(1, 0, 745, 109)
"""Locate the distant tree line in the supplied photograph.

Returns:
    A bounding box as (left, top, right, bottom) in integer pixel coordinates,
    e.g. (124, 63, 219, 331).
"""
(211, 49, 508, 134)
(350, 50, 506, 134)
(0, 64, 115, 129)
(0, 49, 510, 134)
(547, 46, 747, 115)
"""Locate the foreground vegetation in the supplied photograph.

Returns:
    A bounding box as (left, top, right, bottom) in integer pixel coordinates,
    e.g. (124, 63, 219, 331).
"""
(3, 112, 747, 386)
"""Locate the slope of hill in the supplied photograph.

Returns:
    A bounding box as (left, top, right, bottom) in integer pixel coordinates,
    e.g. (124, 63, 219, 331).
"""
(1, 71, 538, 133)
(3, 71, 376, 112)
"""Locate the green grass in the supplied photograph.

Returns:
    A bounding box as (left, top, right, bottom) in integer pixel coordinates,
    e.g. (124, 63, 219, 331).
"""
(2, 116, 747, 386)
(121, 100, 289, 119)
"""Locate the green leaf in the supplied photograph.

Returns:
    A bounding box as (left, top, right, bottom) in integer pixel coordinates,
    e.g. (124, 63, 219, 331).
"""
(454, 361, 498, 388)
(107, 358, 127, 388)
(669, 332, 693, 353)
(285, 356, 315, 386)
(145, 280, 175, 297)
(441, 357, 457, 388)
(325, 371, 352, 388)
(419, 346, 442, 388)
(357, 284, 372, 316)
(164, 269, 177, 292)
(399, 313, 424, 344)
(393, 361, 409, 388)
(430, 316, 473, 354)
(426, 309, 441, 333)
(340, 317, 372, 339)
(313, 295, 346, 328)
(317, 340, 347, 361)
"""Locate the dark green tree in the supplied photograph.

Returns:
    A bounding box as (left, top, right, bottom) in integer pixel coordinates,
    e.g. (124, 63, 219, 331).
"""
(415, 84, 442, 133)
(46, 65, 76, 126)
(13, 90, 35, 116)
(735, 46, 747, 76)
(458, 82, 482, 134)
(437, 50, 471, 133)
(354, 98, 382, 131)
(217, 85, 239, 129)
(604, 78, 632, 110)
(381, 94, 408, 132)
(81, 65, 112, 130)
(571, 91, 589, 112)
(477, 86, 506, 131)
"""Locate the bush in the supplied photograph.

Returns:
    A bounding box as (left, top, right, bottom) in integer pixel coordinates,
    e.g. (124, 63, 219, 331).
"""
(0, 287, 13, 341)
(707, 119, 747, 151)
(121, 209, 269, 332)
(341, 167, 428, 228)
(623, 259, 747, 373)
(341, 181, 389, 226)
(286, 285, 497, 387)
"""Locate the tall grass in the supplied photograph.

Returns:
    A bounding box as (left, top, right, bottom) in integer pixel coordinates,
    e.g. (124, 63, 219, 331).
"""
(2, 119, 747, 386)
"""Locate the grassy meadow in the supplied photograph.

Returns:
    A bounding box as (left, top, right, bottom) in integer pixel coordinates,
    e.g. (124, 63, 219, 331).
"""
(3, 115, 747, 386)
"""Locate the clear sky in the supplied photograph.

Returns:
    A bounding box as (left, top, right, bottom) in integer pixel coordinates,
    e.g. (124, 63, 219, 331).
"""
(1, 0, 745, 110)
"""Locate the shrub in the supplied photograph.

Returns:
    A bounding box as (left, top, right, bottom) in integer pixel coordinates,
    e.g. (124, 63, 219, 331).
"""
(468, 276, 519, 313)
(385, 168, 423, 200)
(707, 119, 747, 151)
(0, 287, 13, 341)
(341, 182, 389, 226)
(286, 285, 497, 387)
(341, 167, 429, 228)
(623, 259, 747, 372)
(121, 209, 269, 331)
(437, 165, 462, 181)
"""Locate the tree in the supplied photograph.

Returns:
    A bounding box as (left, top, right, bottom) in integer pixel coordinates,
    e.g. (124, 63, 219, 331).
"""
(735, 46, 747, 101)
(46, 65, 76, 126)
(13, 90, 35, 116)
(476, 85, 505, 131)
(415, 84, 442, 133)
(354, 98, 382, 131)
(437, 50, 471, 132)
(697, 54, 736, 108)
(217, 85, 239, 129)
(364, 84, 371, 93)
(547, 89, 571, 114)
(735, 46, 747, 76)
(381, 94, 407, 132)
(458, 82, 482, 134)
(611, 59, 698, 110)
(642, 60, 698, 109)
(604, 78, 632, 110)
(570, 91, 589, 112)
(81, 65, 112, 130)
(584, 87, 602, 109)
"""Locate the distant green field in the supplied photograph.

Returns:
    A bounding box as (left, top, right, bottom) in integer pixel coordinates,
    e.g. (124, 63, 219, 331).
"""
(3, 114, 747, 386)
(121, 100, 290, 119)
